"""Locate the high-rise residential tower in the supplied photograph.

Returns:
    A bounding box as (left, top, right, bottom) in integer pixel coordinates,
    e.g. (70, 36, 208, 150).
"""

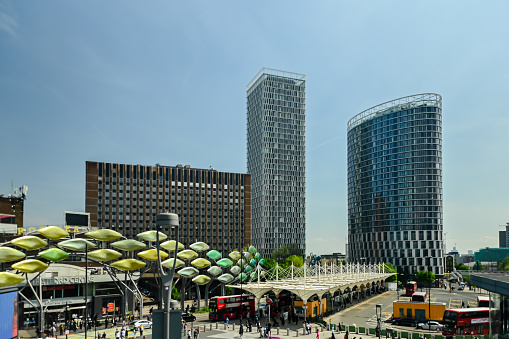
(246, 68, 306, 258)
(347, 94, 444, 276)
(86, 161, 252, 253)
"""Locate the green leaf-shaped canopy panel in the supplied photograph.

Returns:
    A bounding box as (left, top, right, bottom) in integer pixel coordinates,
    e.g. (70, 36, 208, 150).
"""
(39, 248, 69, 262)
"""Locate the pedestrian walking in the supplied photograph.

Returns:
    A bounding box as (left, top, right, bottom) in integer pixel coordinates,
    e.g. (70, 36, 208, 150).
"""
(194, 327, 199, 339)
(239, 324, 244, 339)
(140, 325, 144, 336)
(102, 331, 106, 339)
(316, 328, 320, 339)
(187, 328, 192, 339)
(226, 316, 230, 328)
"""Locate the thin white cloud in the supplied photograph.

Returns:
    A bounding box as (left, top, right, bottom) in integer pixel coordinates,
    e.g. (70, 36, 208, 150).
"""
(0, 4, 17, 36)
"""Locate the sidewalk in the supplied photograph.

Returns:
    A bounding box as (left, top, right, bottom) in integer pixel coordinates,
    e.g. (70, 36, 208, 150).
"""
(19, 326, 153, 339)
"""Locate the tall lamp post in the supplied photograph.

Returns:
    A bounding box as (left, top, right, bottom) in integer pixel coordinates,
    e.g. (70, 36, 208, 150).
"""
(426, 257, 432, 327)
(155, 212, 181, 339)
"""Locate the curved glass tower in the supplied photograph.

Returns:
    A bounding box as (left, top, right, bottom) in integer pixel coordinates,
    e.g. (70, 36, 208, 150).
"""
(347, 94, 444, 276)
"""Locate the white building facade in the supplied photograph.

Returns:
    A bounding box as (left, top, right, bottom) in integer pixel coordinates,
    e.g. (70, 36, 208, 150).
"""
(246, 68, 306, 258)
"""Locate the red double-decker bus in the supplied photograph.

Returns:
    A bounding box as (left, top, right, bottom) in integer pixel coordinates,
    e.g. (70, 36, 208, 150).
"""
(209, 294, 256, 321)
(442, 307, 490, 336)
(406, 281, 418, 297)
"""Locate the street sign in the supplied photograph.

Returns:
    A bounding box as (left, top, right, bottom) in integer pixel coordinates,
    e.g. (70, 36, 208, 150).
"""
(107, 303, 115, 312)
(266, 298, 273, 305)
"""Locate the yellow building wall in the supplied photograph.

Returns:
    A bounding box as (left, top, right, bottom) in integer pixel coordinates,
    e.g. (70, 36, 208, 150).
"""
(294, 298, 327, 318)
(393, 301, 446, 322)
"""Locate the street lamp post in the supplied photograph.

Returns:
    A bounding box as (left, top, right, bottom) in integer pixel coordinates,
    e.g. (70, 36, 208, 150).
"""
(376, 304, 382, 339)
(426, 257, 432, 328)
(155, 212, 181, 339)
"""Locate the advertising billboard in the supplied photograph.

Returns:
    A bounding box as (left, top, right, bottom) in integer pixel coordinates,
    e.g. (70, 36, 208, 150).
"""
(0, 290, 18, 339)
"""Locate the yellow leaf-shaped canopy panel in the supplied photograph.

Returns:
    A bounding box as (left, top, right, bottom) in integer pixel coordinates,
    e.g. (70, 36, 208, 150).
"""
(192, 274, 211, 285)
(12, 259, 49, 273)
(38, 226, 69, 240)
(162, 258, 185, 270)
(38, 248, 69, 262)
(58, 239, 96, 252)
(191, 258, 211, 269)
(111, 259, 146, 271)
(177, 249, 198, 261)
(160, 240, 185, 252)
(137, 249, 169, 261)
(0, 272, 24, 287)
(190, 242, 209, 252)
(111, 239, 146, 252)
(137, 231, 167, 242)
(12, 236, 47, 251)
(229, 251, 242, 261)
(85, 229, 122, 242)
(0, 247, 25, 262)
(88, 249, 122, 262)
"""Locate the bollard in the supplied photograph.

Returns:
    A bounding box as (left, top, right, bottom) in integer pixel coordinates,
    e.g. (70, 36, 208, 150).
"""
(277, 328, 279, 335)
(287, 328, 290, 336)
(224, 323, 226, 330)
(216, 323, 218, 329)
(210, 323, 212, 331)
(233, 323, 235, 331)
(296, 329, 299, 337)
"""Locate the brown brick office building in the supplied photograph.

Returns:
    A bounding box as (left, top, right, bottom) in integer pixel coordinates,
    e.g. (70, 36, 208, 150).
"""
(85, 161, 252, 253)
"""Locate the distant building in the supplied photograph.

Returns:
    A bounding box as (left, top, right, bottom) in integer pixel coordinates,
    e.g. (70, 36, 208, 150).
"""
(347, 94, 444, 276)
(321, 252, 346, 264)
(500, 223, 509, 248)
(0, 195, 24, 234)
(85, 161, 252, 253)
(246, 68, 306, 258)
(474, 247, 509, 264)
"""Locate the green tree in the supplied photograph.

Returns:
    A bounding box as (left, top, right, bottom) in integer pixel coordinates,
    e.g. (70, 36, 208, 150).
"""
(262, 258, 277, 270)
(415, 270, 435, 288)
(172, 286, 180, 300)
(284, 255, 304, 268)
(379, 262, 397, 282)
(499, 257, 509, 271)
(271, 243, 304, 264)
(457, 264, 469, 270)
(473, 261, 484, 271)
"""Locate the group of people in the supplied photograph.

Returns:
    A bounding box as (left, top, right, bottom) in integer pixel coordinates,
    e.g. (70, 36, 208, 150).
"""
(183, 320, 199, 339)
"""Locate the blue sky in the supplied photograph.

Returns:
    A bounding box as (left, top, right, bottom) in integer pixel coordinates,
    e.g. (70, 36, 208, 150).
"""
(1, 1, 508, 256)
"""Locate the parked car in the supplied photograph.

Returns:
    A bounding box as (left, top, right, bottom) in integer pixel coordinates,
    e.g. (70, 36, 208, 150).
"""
(130, 319, 152, 329)
(392, 318, 417, 327)
(182, 312, 196, 322)
(416, 321, 443, 331)
(458, 285, 465, 291)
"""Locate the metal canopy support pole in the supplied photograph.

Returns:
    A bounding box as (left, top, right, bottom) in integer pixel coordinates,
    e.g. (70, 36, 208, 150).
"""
(85, 246, 88, 339)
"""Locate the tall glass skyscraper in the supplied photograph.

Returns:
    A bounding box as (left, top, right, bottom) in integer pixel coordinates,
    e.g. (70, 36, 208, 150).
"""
(347, 94, 444, 276)
(247, 68, 306, 258)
